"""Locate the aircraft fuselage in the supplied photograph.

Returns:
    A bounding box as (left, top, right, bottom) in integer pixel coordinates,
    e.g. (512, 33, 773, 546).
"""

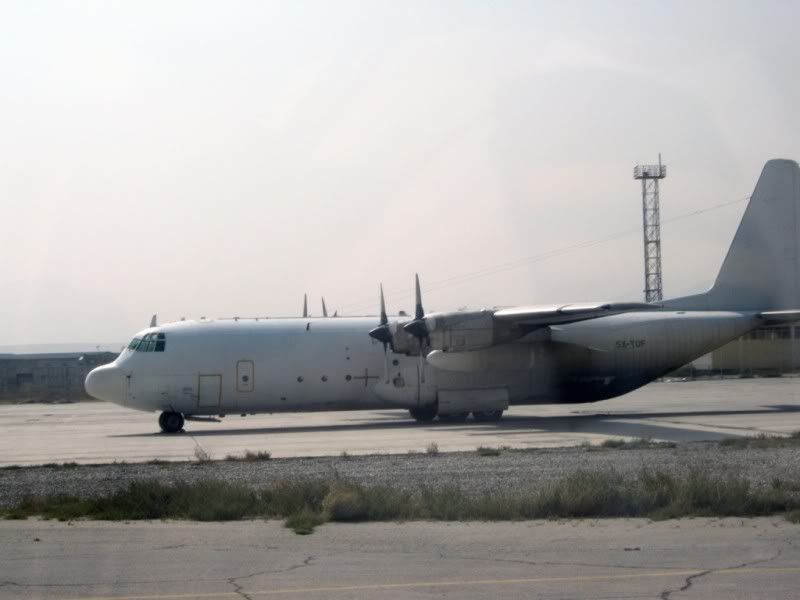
(86, 310, 758, 417)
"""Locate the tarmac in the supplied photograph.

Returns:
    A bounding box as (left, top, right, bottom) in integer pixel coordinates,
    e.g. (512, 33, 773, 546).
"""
(2, 378, 800, 465)
(1, 517, 798, 599)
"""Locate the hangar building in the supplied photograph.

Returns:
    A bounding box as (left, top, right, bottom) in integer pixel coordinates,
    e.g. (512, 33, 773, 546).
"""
(0, 352, 118, 402)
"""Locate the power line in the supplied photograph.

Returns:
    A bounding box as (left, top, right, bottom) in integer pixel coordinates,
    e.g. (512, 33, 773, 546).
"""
(339, 195, 749, 314)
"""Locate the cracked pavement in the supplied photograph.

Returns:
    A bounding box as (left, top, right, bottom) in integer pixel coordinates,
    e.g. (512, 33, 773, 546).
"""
(0, 517, 799, 599)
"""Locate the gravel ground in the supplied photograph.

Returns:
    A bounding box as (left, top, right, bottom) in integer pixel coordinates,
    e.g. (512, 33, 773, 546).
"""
(2, 442, 800, 508)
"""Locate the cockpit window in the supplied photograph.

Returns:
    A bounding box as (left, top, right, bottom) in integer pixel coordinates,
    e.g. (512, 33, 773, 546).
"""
(128, 333, 166, 352)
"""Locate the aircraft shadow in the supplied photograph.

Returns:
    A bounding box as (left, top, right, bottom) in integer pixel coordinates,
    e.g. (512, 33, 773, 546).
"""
(109, 404, 800, 442)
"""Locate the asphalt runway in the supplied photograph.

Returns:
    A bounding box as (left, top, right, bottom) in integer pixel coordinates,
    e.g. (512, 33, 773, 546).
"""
(1, 517, 799, 599)
(3, 378, 800, 466)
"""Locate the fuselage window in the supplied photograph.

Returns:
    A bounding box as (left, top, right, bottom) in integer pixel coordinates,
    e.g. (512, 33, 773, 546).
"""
(155, 333, 166, 352)
(128, 337, 142, 351)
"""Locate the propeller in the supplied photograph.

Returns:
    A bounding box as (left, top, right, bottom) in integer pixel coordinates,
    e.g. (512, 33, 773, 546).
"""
(402, 274, 429, 383)
(302, 294, 308, 318)
(368, 285, 393, 383)
(322, 297, 328, 318)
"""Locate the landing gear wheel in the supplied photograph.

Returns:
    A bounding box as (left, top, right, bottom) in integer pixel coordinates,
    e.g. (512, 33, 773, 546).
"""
(472, 409, 504, 422)
(409, 406, 437, 423)
(438, 412, 469, 423)
(159, 411, 184, 433)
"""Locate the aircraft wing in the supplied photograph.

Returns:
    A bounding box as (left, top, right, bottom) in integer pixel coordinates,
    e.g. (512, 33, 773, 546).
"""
(493, 302, 659, 327)
(391, 302, 661, 354)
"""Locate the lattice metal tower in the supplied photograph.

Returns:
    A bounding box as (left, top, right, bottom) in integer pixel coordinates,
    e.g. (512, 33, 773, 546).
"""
(633, 155, 667, 303)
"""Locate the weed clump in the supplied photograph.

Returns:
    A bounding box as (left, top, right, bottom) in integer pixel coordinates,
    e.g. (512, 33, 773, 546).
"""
(477, 446, 501, 457)
(193, 447, 212, 463)
(225, 450, 271, 462)
(425, 442, 439, 455)
(285, 508, 325, 535)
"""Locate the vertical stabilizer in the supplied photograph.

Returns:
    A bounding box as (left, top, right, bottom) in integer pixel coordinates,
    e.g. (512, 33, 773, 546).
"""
(666, 159, 800, 312)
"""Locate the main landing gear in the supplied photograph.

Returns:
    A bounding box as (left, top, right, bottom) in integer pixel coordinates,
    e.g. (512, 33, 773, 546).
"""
(408, 406, 437, 423)
(408, 407, 505, 423)
(159, 411, 185, 433)
(472, 409, 504, 422)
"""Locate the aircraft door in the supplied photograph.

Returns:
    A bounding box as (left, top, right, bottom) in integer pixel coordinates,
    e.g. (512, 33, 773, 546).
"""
(237, 360, 254, 392)
(198, 375, 222, 408)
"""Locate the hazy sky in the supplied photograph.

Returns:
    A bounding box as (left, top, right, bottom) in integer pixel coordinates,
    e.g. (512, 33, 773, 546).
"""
(1, 0, 799, 346)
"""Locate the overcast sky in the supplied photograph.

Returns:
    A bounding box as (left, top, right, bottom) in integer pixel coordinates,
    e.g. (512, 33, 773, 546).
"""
(1, 0, 799, 346)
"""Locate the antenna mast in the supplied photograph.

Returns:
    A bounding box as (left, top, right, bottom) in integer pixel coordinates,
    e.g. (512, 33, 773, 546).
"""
(633, 154, 667, 303)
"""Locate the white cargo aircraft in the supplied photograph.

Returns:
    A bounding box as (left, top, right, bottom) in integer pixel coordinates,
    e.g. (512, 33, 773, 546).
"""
(86, 159, 800, 433)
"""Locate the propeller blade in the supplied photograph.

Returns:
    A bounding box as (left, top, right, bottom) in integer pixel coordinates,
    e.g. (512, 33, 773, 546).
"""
(368, 284, 393, 347)
(379, 284, 387, 325)
(367, 284, 393, 384)
(398, 274, 429, 383)
(302, 294, 308, 318)
(403, 274, 428, 339)
(414, 273, 424, 320)
(322, 297, 328, 318)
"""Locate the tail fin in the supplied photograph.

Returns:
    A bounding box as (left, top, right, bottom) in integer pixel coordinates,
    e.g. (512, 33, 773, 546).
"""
(666, 159, 800, 312)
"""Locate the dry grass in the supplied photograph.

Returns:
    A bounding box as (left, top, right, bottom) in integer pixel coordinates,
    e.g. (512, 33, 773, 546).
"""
(720, 432, 800, 449)
(425, 442, 439, 455)
(225, 450, 271, 462)
(599, 438, 677, 450)
(7, 469, 800, 534)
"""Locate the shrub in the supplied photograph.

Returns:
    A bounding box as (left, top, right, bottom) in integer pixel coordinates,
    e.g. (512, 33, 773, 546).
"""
(322, 482, 369, 521)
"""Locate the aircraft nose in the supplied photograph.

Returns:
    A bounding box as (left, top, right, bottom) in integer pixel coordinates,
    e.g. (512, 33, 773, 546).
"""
(85, 365, 124, 403)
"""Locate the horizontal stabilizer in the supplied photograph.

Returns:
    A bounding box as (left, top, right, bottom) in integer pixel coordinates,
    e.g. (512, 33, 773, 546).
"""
(758, 310, 800, 324)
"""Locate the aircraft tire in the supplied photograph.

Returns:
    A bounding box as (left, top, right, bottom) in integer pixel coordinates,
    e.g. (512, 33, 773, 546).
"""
(409, 406, 437, 423)
(472, 409, 504, 422)
(159, 411, 184, 433)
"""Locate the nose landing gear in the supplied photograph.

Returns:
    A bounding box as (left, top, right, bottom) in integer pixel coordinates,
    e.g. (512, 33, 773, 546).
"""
(158, 411, 185, 433)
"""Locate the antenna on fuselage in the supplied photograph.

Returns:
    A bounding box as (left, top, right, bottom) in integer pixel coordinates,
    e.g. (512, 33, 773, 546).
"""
(302, 294, 308, 318)
(150, 314, 157, 327)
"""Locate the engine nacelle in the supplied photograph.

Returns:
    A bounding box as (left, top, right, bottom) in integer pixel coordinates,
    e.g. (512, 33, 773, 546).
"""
(426, 345, 536, 372)
(424, 310, 505, 352)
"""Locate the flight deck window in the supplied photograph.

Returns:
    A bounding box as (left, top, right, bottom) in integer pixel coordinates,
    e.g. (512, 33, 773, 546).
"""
(129, 333, 166, 352)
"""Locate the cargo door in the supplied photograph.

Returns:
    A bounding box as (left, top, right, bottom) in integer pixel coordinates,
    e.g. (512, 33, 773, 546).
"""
(198, 375, 221, 408)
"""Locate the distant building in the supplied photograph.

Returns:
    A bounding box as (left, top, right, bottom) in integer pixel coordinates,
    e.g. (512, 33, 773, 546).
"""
(711, 324, 800, 375)
(0, 352, 117, 402)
